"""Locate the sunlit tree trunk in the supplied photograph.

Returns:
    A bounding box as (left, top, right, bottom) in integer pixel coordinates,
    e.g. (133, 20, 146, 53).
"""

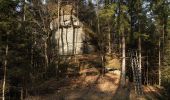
(137, 0, 142, 86)
(117, 0, 126, 86)
(121, 31, 126, 86)
(56, 0, 61, 76)
(108, 24, 111, 54)
(2, 32, 9, 100)
(75, 2, 79, 55)
(66, 28, 69, 54)
(138, 36, 142, 85)
(61, 28, 64, 54)
(44, 40, 49, 71)
(159, 19, 166, 86)
(119, 34, 122, 54)
(75, 28, 79, 55)
(72, 27, 75, 55)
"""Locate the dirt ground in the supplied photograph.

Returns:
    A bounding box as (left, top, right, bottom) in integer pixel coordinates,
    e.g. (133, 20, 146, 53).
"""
(25, 69, 165, 100)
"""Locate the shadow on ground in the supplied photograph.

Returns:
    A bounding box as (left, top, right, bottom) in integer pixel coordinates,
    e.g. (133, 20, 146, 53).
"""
(25, 69, 130, 100)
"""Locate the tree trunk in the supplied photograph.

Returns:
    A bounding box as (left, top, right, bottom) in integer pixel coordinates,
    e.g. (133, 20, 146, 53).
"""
(72, 27, 75, 55)
(146, 51, 149, 85)
(70, 7, 75, 55)
(22, 0, 26, 22)
(61, 28, 64, 55)
(56, 0, 60, 76)
(75, 28, 79, 55)
(97, 0, 105, 76)
(44, 40, 48, 72)
(119, 34, 122, 54)
(158, 38, 161, 86)
(138, 36, 142, 85)
(21, 87, 24, 100)
(66, 28, 69, 54)
(2, 32, 9, 100)
(121, 32, 126, 86)
(31, 30, 35, 73)
(108, 25, 111, 54)
(74, 28, 79, 63)
(137, 0, 142, 86)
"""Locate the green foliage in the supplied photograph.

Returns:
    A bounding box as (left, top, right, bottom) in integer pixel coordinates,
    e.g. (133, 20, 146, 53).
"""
(117, 4, 130, 34)
(0, 0, 18, 13)
(99, 4, 117, 23)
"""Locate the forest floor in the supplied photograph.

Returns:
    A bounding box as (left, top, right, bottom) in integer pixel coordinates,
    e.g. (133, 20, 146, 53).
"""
(25, 68, 166, 100)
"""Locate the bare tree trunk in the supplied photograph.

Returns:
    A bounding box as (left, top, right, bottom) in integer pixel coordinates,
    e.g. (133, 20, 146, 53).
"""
(136, 0, 142, 86)
(74, 28, 79, 63)
(121, 32, 126, 86)
(75, 28, 79, 55)
(66, 28, 69, 54)
(70, 5, 75, 55)
(159, 21, 165, 86)
(158, 38, 161, 86)
(22, 0, 26, 22)
(21, 87, 24, 100)
(44, 40, 49, 72)
(101, 54, 105, 76)
(72, 27, 75, 55)
(56, 0, 60, 76)
(61, 28, 64, 55)
(31, 30, 36, 73)
(119, 34, 122, 54)
(162, 18, 165, 57)
(108, 25, 111, 54)
(75, 2, 79, 55)
(2, 32, 9, 100)
(56, 33, 60, 76)
(31, 38, 34, 70)
(146, 51, 149, 85)
(138, 36, 142, 85)
(96, 0, 105, 76)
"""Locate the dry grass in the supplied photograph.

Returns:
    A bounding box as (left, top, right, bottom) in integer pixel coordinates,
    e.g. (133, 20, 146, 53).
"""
(104, 54, 121, 69)
(105, 58, 121, 69)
